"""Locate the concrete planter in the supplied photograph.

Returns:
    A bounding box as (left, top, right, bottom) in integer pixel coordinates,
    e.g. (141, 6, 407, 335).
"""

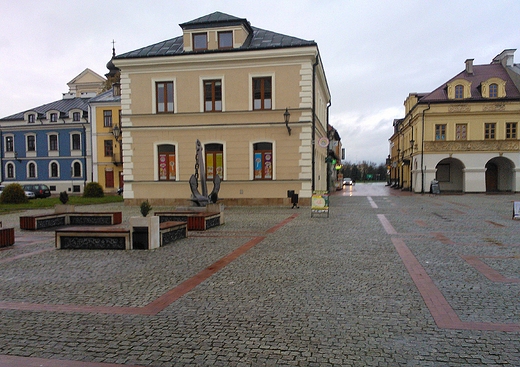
(129, 216, 160, 250)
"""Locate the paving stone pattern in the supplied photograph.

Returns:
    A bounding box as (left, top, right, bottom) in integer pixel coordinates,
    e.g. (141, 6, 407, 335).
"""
(0, 189, 519, 366)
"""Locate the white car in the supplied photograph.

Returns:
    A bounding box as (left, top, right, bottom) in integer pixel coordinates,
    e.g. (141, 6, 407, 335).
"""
(25, 190, 36, 199)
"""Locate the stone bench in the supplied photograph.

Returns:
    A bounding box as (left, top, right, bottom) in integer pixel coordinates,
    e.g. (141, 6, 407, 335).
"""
(20, 212, 122, 230)
(0, 227, 15, 248)
(56, 227, 131, 250)
(154, 211, 221, 231)
(56, 221, 187, 250)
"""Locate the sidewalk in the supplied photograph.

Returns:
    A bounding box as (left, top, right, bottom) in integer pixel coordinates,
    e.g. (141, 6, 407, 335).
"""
(0, 187, 519, 366)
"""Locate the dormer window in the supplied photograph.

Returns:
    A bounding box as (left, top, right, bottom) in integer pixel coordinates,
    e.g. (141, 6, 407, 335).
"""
(481, 78, 506, 98)
(193, 33, 207, 51)
(73, 112, 81, 121)
(218, 31, 233, 49)
(489, 83, 498, 98)
(50, 113, 58, 122)
(28, 114, 35, 123)
(454, 85, 464, 99)
(447, 79, 471, 99)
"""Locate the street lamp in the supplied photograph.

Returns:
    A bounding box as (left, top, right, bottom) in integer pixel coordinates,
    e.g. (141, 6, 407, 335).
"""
(284, 108, 291, 136)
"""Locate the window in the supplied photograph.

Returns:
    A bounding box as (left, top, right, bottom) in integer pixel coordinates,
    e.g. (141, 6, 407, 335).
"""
(6, 163, 14, 179)
(158, 144, 176, 181)
(103, 110, 112, 127)
(27, 135, 36, 151)
(506, 122, 517, 139)
(49, 134, 58, 151)
(50, 113, 57, 122)
(204, 80, 222, 112)
(253, 77, 272, 110)
(156, 82, 174, 113)
(455, 124, 467, 140)
(104, 140, 113, 157)
(28, 162, 36, 178)
(5, 136, 13, 152)
(50, 162, 59, 178)
(28, 114, 35, 123)
(455, 85, 464, 99)
(435, 124, 446, 141)
(73, 162, 81, 177)
(72, 134, 81, 150)
(485, 123, 496, 139)
(193, 33, 207, 50)
(205, 143, 223, 180)
(489, 83, 498, 98)
(253, 142, 273, 180)
(73, 112, 81, 121)
(218, 31, 233, 49)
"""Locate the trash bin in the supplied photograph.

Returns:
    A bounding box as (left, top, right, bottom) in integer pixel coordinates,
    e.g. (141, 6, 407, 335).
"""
(430, 180, 440, 195)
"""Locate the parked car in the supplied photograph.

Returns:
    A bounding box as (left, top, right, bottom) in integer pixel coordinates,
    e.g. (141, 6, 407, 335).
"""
(343, 178, 354, 186)
(23, 184, 51, 198)
(0, 184, 36, 199)
(24, 190, 36, 199)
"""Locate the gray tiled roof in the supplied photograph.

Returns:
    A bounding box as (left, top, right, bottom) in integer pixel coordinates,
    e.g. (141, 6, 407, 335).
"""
(0, 97, 90, 121)
(89, 88, 121, 103)
(115, 12, 316, 60)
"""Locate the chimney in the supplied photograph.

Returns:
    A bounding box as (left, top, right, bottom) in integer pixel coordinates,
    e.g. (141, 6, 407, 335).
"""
(465, 59, 474, 75)
(492, 49, 516, 67)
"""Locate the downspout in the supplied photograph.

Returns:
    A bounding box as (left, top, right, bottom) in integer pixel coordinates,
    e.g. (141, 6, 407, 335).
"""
(82, 123, 87, 190)
(326, 100, 331, 191)
(410, 125, 414, 192)
(420, 103, 431, 194)
(312, 55, 319, 192)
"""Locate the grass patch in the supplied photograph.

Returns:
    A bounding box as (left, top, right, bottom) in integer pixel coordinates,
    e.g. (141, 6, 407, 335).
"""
(0, 195, 124, 214)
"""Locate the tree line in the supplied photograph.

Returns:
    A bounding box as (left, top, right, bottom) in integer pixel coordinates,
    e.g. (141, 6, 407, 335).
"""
(340, 161, 387, 182)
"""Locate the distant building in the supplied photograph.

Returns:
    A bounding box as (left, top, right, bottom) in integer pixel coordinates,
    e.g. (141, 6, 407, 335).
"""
(0, 69, 104, 193)
(89, 47, 123, 194)
(114, 12, 332, 206)
(390, 49, 520, 193)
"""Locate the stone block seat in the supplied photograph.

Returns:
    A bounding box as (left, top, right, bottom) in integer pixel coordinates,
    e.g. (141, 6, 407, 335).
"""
(154, 211, 221, 231)
(20, 211, 122, 230)
(55, 221, 187, 250)
(0, 227, 15, 248)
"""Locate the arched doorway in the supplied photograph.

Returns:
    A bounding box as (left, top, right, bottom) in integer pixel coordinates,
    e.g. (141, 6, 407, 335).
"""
(435, 158, 464, 192)
(485, 157, 514, 192)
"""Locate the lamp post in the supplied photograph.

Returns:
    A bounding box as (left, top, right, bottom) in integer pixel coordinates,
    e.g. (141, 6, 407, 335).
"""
(284, 108, 291, 136)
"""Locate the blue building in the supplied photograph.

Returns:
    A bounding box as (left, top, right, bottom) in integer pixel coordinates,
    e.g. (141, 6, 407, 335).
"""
(0, 69, 105, 194)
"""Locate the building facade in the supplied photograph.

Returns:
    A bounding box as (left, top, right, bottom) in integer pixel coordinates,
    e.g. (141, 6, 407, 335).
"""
(0, 69, 104, 194)
(89, 87, 123, 194)
(390, 49, 520, 193)
(114, 12, 332, 206)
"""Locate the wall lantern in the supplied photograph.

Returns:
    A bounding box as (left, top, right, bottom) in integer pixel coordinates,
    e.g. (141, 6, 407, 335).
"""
(112, 123, 121, 142)
(284, 108, 291, 136)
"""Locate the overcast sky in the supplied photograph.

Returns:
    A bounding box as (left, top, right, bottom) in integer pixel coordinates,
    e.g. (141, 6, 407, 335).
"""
(1, 0, 519, 164)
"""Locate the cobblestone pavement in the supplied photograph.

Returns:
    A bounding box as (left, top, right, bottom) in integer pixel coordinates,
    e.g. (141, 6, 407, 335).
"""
(0, 184, 519, 366)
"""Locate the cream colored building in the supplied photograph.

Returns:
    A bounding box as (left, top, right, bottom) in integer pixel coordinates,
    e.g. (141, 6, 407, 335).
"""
(390, 49, 520, 193)
(114, 12, 331, 206)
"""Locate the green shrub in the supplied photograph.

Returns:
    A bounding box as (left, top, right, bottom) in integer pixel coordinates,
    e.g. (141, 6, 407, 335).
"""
(59, 191, 69, 204)
(140, 200, 152, 217)
(0, 183, 28, 204)
(83, 182, 104, 198)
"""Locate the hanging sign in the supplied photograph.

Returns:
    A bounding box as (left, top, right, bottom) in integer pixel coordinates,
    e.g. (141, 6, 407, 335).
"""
(318, 137, 329, 148)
